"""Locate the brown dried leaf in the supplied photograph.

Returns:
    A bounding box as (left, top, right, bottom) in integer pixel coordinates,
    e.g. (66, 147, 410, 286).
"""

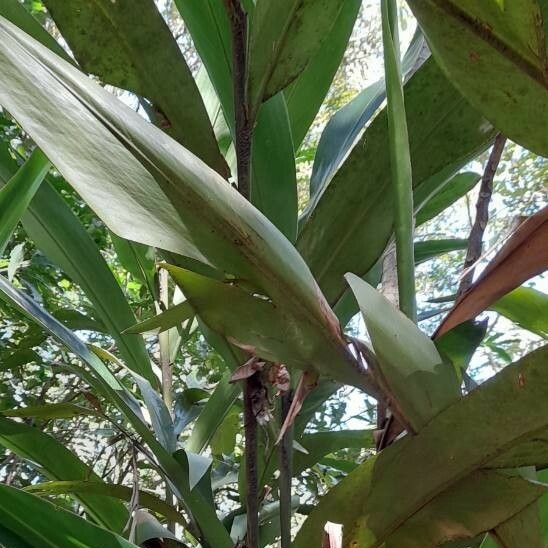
(436, 207, 548, 337)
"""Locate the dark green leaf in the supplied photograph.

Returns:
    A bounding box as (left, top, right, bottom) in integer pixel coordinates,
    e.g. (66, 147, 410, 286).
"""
(124, 301, 194, 335)
(414, 238, 468, 264)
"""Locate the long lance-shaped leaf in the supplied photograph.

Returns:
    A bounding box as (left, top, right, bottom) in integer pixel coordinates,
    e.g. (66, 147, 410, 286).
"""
(124, 300, 194, 335)
(25, 481, 186, 528)
(0, 417, 128, 533)
(284, 0, 361, 150)
(436, 206, 548, 337)
(0, 18, 363, 391)
(247, 0, 347, 119)
(0, 275, 232, 548)
(0, 485, 139, 548)
(0, 148, 156, 385)
(0, 147, 50, 255)
(382, 0, 416, 321)
(42, 0, 228, 176)
(406, 0, 548, 157)
(295, 344, 548, 547)
(298, 57, 496, 305)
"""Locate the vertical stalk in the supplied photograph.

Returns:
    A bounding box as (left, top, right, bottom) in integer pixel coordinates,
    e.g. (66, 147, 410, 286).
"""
(279, 390, 294, 548)
(225, 1, 259, 546)
(157, 267, 175, 532)
(381, 0, 416, 322)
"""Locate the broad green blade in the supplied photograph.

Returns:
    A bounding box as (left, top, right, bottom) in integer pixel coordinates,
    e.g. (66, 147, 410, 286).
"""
(0, 17, 360, 392)
(25, 480, 185, 527)
(0, 485, 138, 547)
(251, 94, 298, 241)
(0, 150, 155, 385)
(298, 58, 496, 305)
(416, 171, 481, 226)
(0, 148, 50, 255)
(345, 273, 460, 431)
(295, 345, 548, 547)
(407, 0, 548, 156)
(0, 275, 232, 548)
(285, 0, 361, 149)
(0, 417, 127, 532)
(247, 0, 347, 118)
(43, 0, 228, 175)
(166, 264, 372, 390)
(124, 300, 194, 335)
(490, 287, 548, 338)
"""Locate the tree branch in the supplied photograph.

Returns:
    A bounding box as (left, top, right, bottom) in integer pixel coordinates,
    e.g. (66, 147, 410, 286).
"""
(458, 134, 506, 296)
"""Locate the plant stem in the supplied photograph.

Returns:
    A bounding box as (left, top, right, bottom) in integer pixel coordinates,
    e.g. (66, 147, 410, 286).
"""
(225, 2, 259, 545)
(458, 134, 506, 296)
(381, 0, 417, 322)
(279, 390, 294, 548)
(225, 0, 251, 199)
(243, 375, 260, 548)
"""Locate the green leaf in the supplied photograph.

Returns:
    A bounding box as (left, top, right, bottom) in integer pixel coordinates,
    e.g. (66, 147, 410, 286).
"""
(0, 148, 50, 255)
(25, 480, 186, 527)
(210, 407, 240, 456)
(124, 300, 194, 335)
(0, 150, 156, 385)
(7, 242, 25, 281)
(295, 345, 548, 547)
(298, 58, 496, 305)
(307, 28, 426, 200)
(0, 485, 138, 547)
(247, 0, 347, 117)
(165, 264, 370, 390)
(251, 94, 298, 242)
(284, 0, 361, 149)
(1, 402, 95, 419)
(490, 287, 548, 338)
(43, 0, 228, 175)
(0, 417, 127, 532)
(110, 232, 157, 299)
(414, 238, 468, 265)
(382, 0, 416, 320)
(0, 18, 360, 394)
(416, 171, 481, 226)
(293, 429, 374, 476)
(435, 320, 488, 375)
(133, 510, 184, 547)
(173, 387, 209, 437)
(406, 0, 548, 156)
(345, 273, 460, 431)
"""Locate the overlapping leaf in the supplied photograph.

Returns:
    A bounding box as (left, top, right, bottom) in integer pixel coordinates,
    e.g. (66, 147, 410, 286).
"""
(0, 18, 364, 391)
(407, 0, 548, 156)
(298, 58, 496, 304)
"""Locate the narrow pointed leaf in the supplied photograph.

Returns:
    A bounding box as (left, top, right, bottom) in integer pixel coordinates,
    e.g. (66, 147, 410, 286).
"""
(407, 0, 548, 156)
(414, 238, 468, 264)
(124, 301, 194, 335)
(1, 403, 95, 419)
(0, 148, 50, 254)
(346, 273, 459, 430)
(0, 485, 138, 548)
(248, 0, 347, 116)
